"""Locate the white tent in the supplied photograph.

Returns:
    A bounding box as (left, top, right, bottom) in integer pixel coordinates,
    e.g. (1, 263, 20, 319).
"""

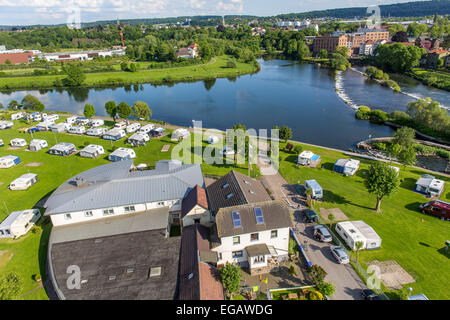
(171, 128, 190, 141)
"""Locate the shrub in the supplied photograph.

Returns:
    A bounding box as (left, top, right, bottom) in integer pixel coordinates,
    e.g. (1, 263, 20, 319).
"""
(390, 110, 410, 121)
(436, 149, 450, 159)
(293, 144, 303, 154)
(31, 225, 42, 234)
(369, 109, 389, 123)
(289, 264, 297, 276)
(307, 290, 323, 300)
(355, 106, 371, 120)
(33, 274, 42, 282)
(373, 142, 387, 151)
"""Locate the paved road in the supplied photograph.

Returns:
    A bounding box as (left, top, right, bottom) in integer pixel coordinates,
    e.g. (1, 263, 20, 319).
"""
(256, 142, 366, 300)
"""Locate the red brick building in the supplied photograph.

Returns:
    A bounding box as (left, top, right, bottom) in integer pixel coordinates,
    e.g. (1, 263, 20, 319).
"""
(0, 52, 34, 64)
(312, 35, 348, 54)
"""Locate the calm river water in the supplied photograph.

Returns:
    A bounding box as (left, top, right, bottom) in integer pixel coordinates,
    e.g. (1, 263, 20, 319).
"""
(0, 59, 448, 149)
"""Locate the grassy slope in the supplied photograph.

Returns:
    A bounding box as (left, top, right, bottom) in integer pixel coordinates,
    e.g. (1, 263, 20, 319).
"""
(278, 142, 450, 300)
(0, 56, 258, 90)
(0, 117, 255, 299)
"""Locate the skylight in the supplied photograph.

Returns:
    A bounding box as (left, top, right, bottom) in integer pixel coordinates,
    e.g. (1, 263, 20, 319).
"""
(150, 267, 162, 277)
(232, 211, 242, 228)
(254, 207, 264, 224)
(222, 183, 230, 189)
(226, 193, 233, 199)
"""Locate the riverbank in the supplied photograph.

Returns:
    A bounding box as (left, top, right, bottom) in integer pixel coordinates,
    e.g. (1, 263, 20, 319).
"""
(0, 55, 259, 91)
(407, 68, 450, 92)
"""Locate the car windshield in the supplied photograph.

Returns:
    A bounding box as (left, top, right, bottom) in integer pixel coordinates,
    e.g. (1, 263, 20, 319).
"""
(320, 228, 331, 236)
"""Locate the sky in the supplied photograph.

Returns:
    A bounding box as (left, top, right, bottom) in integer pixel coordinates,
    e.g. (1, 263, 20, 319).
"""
(0, 0, 421, 26)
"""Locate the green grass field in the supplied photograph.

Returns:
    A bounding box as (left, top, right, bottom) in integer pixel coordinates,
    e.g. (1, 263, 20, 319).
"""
(0, 56, 258, 90)
(0, 116, 255, 299)
(278, 142, 450, 300)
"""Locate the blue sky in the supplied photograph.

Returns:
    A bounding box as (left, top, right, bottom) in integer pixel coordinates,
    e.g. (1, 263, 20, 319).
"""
(0, 0, 419, 26)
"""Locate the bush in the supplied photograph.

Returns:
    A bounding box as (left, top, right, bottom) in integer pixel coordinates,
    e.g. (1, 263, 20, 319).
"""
(226, 61, 237, 68)
(355, 106, 371, 120)
(390, 110, 410, 121)
(293, 144, 303, 154)
(373, 142, 387, 151)
(307, 290, 323, 300)
(31, 225, 42, 234)
(33, 274, 42, 282)
(289, 264, 297, 276)
(369, 109, 389, 123)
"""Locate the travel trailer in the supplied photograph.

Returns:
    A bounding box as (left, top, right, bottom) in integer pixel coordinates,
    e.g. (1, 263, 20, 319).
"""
(297, 151, 320, 166)
(10, 138, 27, 147)
(9, 173, 38, 190)
(305, 179, 323, 200)
(29, 139, 48, 152)
(86, 127, 107, 136)
(68, 126, 86, 135)
(0, 155, 21, 168)
(0, 209, 41, 239)
(80, 144, 105, 158)
(48, 143, 76, 156)
(103, 128, 126, 141)
(128, 133, 150, 146)
(138, 124, 154, 134)
(90, 119, 104, 127)
(108, 148, 136, 162)
(415, 174, 444, 197)
(126, 123, 141, 134)
(335, 221, 382, 250)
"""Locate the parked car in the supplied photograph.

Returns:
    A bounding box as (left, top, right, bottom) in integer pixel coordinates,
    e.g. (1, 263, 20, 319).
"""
(361, 289, 382, 300)
(329, 246, 349, 264)
(303, 209, 318, 223)
(313, 225, 333, 242)
(419, 200, 450, 220)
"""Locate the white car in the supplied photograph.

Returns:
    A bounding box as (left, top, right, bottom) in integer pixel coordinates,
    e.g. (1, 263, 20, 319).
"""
(313, 225, 333, 243)
(330, 246, 349, 264)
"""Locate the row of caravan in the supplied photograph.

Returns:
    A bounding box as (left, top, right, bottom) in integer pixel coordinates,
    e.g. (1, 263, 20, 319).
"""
(10, 112, 59, 123)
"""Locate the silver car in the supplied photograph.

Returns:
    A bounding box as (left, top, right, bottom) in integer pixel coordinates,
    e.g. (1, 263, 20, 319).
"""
(330, 246, 349, 264)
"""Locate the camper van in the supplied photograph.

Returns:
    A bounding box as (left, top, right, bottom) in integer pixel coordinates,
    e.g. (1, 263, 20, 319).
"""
(90, 119, 104, 127)
(103, 128, 126, 141)
(9, 173, 38, 190)
(114, 121, 127, 130)
(68, 126, 86, 135)
(29, 139, 48, 152)
(0, 209, 41, 239)
(138, 124, 154, 134)
(0, 155, 21, 168)
(419, 200, 450, 220)
(86, 127, 107, 137)
(108, 148, 136, 162)
(305, 179, 323, 200)
(80, 144, 105, 158)
(10, 138, 27, 147)
(126, 123, 141, 134)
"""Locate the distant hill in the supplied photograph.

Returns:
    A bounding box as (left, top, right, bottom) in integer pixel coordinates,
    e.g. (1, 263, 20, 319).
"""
(0, 0, 448, 29)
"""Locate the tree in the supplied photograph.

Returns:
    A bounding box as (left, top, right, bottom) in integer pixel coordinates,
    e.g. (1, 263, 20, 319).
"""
(279, 125, 292, 143)
(398, 146, 417, 169)
(307, 264, 327, 285)
(316, 281, 335, 297)
(21, 94, 44, 113)
(335, 46, 349, 58)
(117, 102, 132, 123)
(63, 64, 86, 86)
(364, 162, 400, 212)
(83, 104, 95, 119)
(355, 241, 364, 263)
(318, 49, 328, 59)
(132, 101, 152, 120)
(120, 62, 128, 71)
(199, 42, 213, 61)
(328, 213, 335, 228)
(8, 100, 19, 110)
(393, 127, 416, 149)
(387, 143, 402, 161)
(220, 262, 241, 299)
(329, 53, 350, 71)
(105, 100, 118, 122)
(0, 272, 22, 300)
(129, 63, 137, 72)
(391, 31, 408, 42)
(226, 60, 237, 68)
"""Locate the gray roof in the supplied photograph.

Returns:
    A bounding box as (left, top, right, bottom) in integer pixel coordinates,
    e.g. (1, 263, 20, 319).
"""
(206, 171, 271, 213)
(245, 243, 270, 257)
(50, 229, 181, 300)
(215, 200, 292, 238)
(44, 160, 204, 215)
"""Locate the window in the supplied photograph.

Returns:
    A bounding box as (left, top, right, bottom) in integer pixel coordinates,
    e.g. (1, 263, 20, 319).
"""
(226, 193, 233, 199)
(232, 251, 243, 258)
(218, 253, 222, 260)
(271, 230, 278, 238)
(81, 279, 88, 284)
(222, 183, 230, 189)
(64, 213, 72, 220)
(158, 201, 165, 206)
(108, 275, 116, 281)
(124, 206, 135, 213)
(250, 233, 259, 242)
(103, 208, 114, 216)
(232, 211, 241, 228)
(149, 267, 162, 277)
(233, 236, 240, 245)
(84, 211, 93, 217)
(126, 268, 134, 274)
(172, 213, 179, 219)
(254, 207, 264, 224)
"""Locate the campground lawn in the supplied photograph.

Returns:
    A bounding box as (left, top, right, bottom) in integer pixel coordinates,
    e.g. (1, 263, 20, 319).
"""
(278, 142, 450, 300)
(0, 115, 255, 299)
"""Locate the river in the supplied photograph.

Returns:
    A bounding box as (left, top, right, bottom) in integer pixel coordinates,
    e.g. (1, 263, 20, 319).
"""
(0, 59, 448, 150)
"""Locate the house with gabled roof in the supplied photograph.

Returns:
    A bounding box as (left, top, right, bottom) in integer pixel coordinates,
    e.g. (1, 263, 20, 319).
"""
(212, 200, 292, 275)
(180, 185, 211, 227)
(206, 170, 272, 215)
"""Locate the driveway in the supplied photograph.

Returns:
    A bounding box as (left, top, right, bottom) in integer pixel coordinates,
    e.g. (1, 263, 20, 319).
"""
(255, 143, 366, 300)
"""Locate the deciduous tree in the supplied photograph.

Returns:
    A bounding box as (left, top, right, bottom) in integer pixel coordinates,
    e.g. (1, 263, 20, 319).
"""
(364, 162, 400, 212)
